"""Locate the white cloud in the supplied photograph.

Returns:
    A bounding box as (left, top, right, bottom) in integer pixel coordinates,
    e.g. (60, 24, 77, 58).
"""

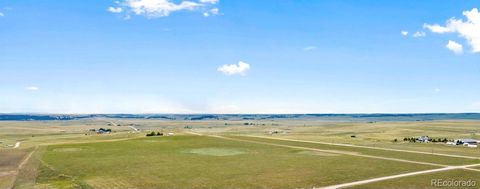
(446, 40, 463, 54)
(199, 0, 219, 4)
(112, 0, 220, 18)
(423, 24, 452, 33)
(203, 8, 219, 17)
(303, 46, 317, 51)
(401, 31, 408, 36)
(217, 61, 250, 75)
(424, 8, 480, 53)
(108, 7, 123, 13)
(25, 86, 40, 91)
(413, 31, 426, 38)
(209, 8, 219, 15)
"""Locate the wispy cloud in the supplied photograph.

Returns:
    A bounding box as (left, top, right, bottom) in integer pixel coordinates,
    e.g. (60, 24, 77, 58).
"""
(25, 86, 40, 91)
(199, 0, 218, 4)
(108, 7, 123, 13)
(423, 24, 451, 33)
(303, 46, 318, 51)
(401, 30, 408, 36)
(217, 61, 250, 76)
(203, 8, 219, 17)
(0, 12, 4, 17)
(109, 0, 220, 18)
(424, 8, 480, 53)
(413, 31, 426, 38)
(446, 40, 463, 54)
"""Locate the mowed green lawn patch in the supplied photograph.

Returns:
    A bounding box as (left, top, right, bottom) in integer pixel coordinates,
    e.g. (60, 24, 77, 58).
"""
(349, 169, 480, 189)
(38, 135, 434, 189)
(230, 136, 480, 166)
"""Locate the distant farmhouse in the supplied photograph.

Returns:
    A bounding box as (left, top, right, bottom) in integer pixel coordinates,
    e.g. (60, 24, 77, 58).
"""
(454, 139, 478, 147)
(88, 128, 112, 134)
(416, 136, 430, 143)
(97, 128, 112, 134)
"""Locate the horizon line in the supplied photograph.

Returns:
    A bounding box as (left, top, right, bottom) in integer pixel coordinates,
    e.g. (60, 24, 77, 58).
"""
(1, 112, 479, 115)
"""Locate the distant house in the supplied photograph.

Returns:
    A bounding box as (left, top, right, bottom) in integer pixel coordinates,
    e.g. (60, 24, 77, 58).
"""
(96, 128, 112, 134)
(268, 130, 279, 134)
(416, 136, 430, 143)
(455, 139, 478, 146)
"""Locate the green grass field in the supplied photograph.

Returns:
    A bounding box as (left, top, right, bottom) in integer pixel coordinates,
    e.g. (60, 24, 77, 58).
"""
(36, 135, 435, 188)
(229, 135, 480, 166)
(1, 119, 480, 188)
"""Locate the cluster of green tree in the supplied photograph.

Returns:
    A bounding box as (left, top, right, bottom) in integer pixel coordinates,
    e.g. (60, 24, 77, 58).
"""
(403, 137, 417, 142)
(242, 123, 267, 126)
(146, 132, 163, 137)
(430, 138, 450, 143)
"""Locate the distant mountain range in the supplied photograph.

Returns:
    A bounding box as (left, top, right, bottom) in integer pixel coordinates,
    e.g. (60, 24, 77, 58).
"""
(0, 113, 479, 122)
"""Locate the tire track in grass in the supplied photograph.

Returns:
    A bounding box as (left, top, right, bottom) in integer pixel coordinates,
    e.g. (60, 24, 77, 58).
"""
(321, 163, 480, 189)
(207, 134, 447, 167)
(192, 133, 480, 189)
(248, 135, 480, 160)
(186, 133, 480, 189)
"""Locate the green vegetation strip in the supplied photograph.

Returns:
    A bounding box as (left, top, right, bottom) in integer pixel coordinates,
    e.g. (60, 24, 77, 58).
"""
(38, 135, 435, 188)
(230, 136, 480, 166)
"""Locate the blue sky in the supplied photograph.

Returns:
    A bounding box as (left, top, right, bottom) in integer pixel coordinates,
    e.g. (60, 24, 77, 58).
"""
(0, 0, 479, 114)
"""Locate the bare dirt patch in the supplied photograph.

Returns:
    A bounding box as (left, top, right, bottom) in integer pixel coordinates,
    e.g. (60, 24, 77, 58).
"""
(0, 150, 27, 171)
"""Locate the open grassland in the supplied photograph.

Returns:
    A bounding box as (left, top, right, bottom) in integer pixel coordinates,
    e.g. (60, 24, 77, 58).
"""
(228, 136, 480, 166)
(36, 135, 435, 189)
(0, 120, 135, 149)
(0, 175, 15, 189)
(0, 149, 28, 172)
(1, 119, 480, 188)
(190, 120, 480, 157)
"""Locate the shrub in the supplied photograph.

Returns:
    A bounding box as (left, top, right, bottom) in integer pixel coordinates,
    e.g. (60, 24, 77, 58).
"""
(146, 132, 156, 137)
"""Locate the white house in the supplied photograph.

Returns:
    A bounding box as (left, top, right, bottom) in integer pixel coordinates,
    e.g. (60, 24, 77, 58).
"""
(416, 136, 430, 143)
(454, 139, 478, 146)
